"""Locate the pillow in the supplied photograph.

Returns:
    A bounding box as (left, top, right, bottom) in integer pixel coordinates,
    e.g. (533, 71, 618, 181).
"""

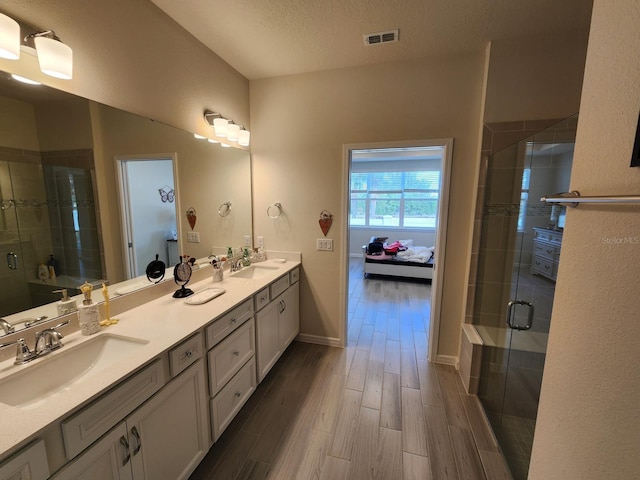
(399, 239, 414, 247)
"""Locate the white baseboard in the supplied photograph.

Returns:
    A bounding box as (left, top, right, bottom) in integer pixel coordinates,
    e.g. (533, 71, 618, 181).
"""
(436, 354, 459, 368)
(296, 333, 343, 348)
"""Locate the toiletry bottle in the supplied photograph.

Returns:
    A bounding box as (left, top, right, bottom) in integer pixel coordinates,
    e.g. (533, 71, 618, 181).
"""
(47, 254, 59, 276)
(53, 289, 77, 316)
(78, 281, 100, 335)
(242, 248, 251, 266)
(227, 247, 233, 260)
(38, 263, 49, 281)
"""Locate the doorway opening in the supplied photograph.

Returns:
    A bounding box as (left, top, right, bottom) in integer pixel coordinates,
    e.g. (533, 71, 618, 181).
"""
(343, 139, 453, 362)
(116, 155, 178, 279)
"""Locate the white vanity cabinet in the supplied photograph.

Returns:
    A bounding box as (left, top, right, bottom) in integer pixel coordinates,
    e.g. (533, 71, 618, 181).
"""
(54, 342, 209, 480)
(255, 269, 300, 383)
(205, 299, 257, 441)
(0, 440, 50, 480)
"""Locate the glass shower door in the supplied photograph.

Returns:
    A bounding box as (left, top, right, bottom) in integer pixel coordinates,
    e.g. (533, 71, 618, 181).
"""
(476, 115, 576, 479)
(0, 160, 31, 318)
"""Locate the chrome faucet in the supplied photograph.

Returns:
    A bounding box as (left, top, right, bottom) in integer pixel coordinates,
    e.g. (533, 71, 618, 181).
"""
(0, 320, 69, 365)
(0, 318, 14, 335)
(35, 328, 65, 355)
(230, 256, 245, 272)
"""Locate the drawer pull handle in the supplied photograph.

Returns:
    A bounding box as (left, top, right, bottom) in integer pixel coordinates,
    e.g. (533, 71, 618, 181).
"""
(185, 349, 194, 358)
(545, 265, 550, 269)
(231, 317, 237, 324)
(535, 261, 540, 266)
(120, 436, 131, 466)
(233, 350, 240, 356)
(131, 426, 142, 455)
(234, 391, 241, 398)
(546, 249, 553, 254)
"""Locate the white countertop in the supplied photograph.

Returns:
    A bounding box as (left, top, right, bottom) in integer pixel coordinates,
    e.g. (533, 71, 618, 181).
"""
(0, 258, 300, 459)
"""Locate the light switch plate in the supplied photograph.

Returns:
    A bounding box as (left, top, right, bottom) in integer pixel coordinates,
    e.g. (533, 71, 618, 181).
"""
(257, 236, 264, 248)
(187, 232, 200, 243)
(316, 238, 333, 251)
(244, 235, 251, 247)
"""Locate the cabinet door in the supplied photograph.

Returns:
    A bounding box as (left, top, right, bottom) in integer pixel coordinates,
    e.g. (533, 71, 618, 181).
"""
(255, 299, 281, 382)
(278, 282, 299, 351)
(52, 424, 132, 480)
(128, 359, 209, 480)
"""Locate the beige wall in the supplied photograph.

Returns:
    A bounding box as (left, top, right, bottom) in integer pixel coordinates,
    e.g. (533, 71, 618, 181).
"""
(250, 53, 486, 354)
(0, 96, 39, 150)
(0, 0, 249, 137)
(529, 0, 640, 478)
(484, 29, 589, 123)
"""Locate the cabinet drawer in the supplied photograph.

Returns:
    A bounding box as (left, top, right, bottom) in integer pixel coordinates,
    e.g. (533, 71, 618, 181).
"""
(0, 439, 49, 480)
(270, 275, 290, 300)
(254, 287, 270, 312)
(208, 318, 255, 396)
(211, 357, 256, 441)
(533, 242, 558, 261)
(289, 267, 300, 284)
(169, 333, 203, 377)
(206, 299, 253, 349)
(62, 358, 167, 460)
(531, 255, 555, 277)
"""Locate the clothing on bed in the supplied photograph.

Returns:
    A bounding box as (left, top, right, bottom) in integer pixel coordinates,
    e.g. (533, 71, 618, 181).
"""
(365, 238, 434, 264)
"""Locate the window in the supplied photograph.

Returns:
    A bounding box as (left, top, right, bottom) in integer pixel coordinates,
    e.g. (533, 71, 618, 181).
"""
(517, 168, 531, 232)
(350, 170, 440, 228)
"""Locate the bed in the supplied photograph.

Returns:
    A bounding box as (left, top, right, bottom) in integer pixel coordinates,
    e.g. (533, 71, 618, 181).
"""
(362, 237, 435, 280)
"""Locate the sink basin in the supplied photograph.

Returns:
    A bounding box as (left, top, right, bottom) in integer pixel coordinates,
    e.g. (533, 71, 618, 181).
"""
(0, 333, 148, 408)
(230, 264, 279, 279)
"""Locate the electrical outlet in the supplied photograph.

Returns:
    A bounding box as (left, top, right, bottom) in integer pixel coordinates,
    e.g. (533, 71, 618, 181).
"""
(187, 231, 200, 243)
(244, 235, 251, 247)
(316, 238, 333, 251)
(257, 236, 264, 248)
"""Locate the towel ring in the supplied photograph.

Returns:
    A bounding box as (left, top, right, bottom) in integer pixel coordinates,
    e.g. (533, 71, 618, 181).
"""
(218, 201, 232, 217)
(267, 202, 283, 219)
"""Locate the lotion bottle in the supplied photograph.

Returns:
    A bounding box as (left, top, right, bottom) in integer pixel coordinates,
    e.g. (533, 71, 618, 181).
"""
(78, 281, 100, 335)
(54, 289, 77, 316)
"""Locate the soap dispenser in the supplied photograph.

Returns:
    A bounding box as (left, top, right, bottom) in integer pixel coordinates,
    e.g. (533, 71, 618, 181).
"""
(53, 289, 77, 316)
(78, 282, 100, 335)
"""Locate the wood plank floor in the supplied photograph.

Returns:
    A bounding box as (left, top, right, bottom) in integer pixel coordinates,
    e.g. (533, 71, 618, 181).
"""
(190, 260, 512, 480)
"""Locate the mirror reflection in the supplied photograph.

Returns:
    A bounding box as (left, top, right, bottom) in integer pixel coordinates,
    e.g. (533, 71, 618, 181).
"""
(0, 73, 252, 336)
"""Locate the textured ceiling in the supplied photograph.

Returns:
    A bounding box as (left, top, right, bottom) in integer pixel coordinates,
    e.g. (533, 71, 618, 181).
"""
(149, 0, 593, 80)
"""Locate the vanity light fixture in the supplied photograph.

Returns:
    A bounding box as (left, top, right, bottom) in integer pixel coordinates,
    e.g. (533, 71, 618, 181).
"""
(204, 110, 250, 148)
(213, 117, 229, 137)
(194, 133, 206, 139)
(227, 123, 240, 142)
(207, 138, 219, 144)
(27, 31, 73, 80)
(0, 13, 20, 60)
(220, 143, 231, 148)
(238, 129, 250, 147)
(0, 14, 73, 80)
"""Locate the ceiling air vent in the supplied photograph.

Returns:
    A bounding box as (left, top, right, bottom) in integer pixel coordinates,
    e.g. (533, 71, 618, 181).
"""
(364, 29, 399, 46)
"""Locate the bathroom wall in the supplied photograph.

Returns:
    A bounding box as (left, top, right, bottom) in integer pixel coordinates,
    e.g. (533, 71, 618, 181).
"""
(529, 0, 640, 477)
(251, 53, 486, 353)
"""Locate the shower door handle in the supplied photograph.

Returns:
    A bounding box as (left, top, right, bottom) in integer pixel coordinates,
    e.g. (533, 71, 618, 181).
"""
(506, 300, 534, 331)
(6, 252, 18, 270)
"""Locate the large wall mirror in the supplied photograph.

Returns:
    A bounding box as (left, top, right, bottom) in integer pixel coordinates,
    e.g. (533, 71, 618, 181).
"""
(0, 72, 252, 336)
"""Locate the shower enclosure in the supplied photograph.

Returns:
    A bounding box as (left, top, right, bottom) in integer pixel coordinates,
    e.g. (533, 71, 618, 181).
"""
(473, 115, 577, 479)
(0, 149, 103, 319)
